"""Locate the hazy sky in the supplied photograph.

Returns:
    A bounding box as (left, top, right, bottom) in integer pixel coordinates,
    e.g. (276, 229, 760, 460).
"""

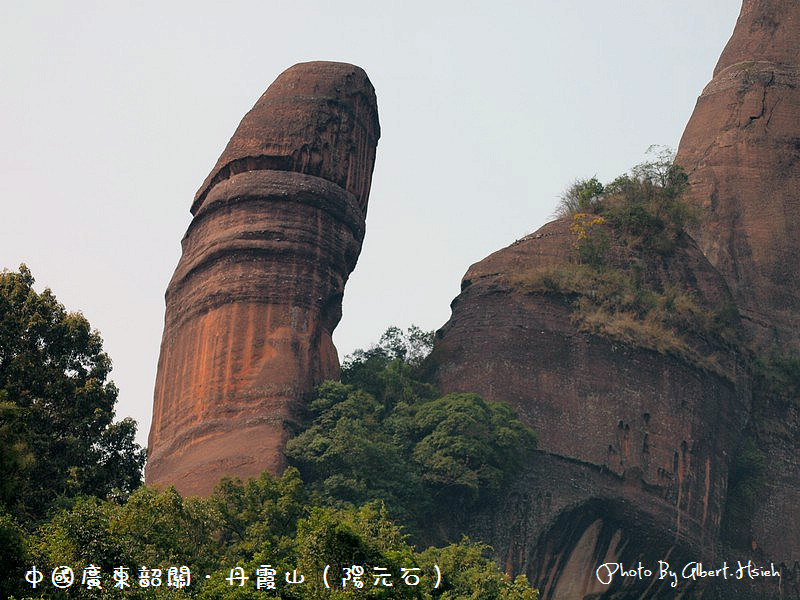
(0, 1, 742, 447)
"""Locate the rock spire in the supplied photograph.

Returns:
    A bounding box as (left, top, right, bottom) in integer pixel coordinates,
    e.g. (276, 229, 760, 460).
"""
(146, 62, 380, 495)
(428, 2, 800, 596)
(676, 0, 800, 350)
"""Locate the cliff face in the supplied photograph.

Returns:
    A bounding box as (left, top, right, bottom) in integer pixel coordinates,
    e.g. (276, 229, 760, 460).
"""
(675, 0, 800, 351)
(430, 220, 750, 598)
(676, 0, 800, 569)
(429, 2, 800, 597)
(146, 62, 380, 495)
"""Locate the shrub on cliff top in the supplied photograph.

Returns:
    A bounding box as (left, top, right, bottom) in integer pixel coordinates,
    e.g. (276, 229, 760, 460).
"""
(554, 177, 604, 218)
(510, 150, 736, 372)
(558, 147, 696, 260)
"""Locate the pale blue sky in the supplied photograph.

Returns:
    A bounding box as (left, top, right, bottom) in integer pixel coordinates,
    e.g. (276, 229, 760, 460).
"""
(0, 1, 742, 446)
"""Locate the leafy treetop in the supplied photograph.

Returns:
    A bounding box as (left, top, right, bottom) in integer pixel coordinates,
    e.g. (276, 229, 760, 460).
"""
(0, 265, 145, 523)
(287, 326, 537, 542)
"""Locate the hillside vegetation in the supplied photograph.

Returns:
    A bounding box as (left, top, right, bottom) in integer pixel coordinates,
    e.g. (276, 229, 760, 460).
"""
(507, 149, 741, 375)
(0, 292, 538, 599)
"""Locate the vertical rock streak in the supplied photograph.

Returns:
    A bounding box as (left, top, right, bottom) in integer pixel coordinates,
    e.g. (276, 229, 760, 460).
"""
(430, 2, 800, 597)
(676, 0, 800, 350)
(147, 62, 379, 496)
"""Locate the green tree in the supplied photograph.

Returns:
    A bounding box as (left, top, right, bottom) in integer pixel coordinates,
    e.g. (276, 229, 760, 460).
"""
(340, 326, 436, 403)
(0, 400, 34, 510)
(420, 541, 538, 600)
(343, 326, 434, 370)
(410, 394, 536, 504)
(0, 510, 26, 599)
(210, 467, 308, 566)
(285, 381, 427, 528)
(24, 474, 538, 599)
(0, 265, 145, 521)
(290, 503, 420, 599)
(556, 148, 696, 260)
(287, 329, 537, 541)
(599, 147, 694, 255)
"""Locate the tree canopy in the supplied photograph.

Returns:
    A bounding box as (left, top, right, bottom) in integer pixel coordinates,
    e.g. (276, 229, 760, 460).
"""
(1, 315, 538, 598)
(0, 265, 145, 521)
(286, 327, 537, 541)
(15, 469, 537, 599)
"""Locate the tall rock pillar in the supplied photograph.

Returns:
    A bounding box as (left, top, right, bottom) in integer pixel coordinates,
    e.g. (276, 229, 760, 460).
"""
(676, 0, 800, 350)
(678, 1, 800, 567)
(146, 62, 380, 495)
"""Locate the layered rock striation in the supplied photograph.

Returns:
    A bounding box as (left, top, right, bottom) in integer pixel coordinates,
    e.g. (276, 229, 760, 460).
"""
(676, 0, 800, 575)
(147, 62, 380, 496)
(430, 220, 750, 598)
(429, 1, 800, 597)
(676, 0, 800, 351)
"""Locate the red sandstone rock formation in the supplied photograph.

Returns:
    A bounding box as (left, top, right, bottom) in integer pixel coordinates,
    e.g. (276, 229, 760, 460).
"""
(146, 62, 380, 496)
(430, 220, 749, 598)
(429, 2, 800, 597)
(676, 0, 800, 568)
(676, 0, 800, 351)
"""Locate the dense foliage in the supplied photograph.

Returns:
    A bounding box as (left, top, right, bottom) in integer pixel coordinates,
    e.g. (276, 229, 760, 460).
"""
(2, 317, 538, 599)
(0, 265, 147, 596)
(557, 146, 696, 262)
(287, 328, 537, 540)
(554, 176, 604, 218)
(0, 266, 146, 523)
(8, 469, 536, 599)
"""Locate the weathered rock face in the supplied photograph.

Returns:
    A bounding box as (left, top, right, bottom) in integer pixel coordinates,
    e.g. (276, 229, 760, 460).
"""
(429, 220, 750, 598)
(429, 2, 800, 597)
(675, 0, 800, 351)
(147, 62, 380, 495)
(675, 0, 800, 572)
(748, 386, 800, 582)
